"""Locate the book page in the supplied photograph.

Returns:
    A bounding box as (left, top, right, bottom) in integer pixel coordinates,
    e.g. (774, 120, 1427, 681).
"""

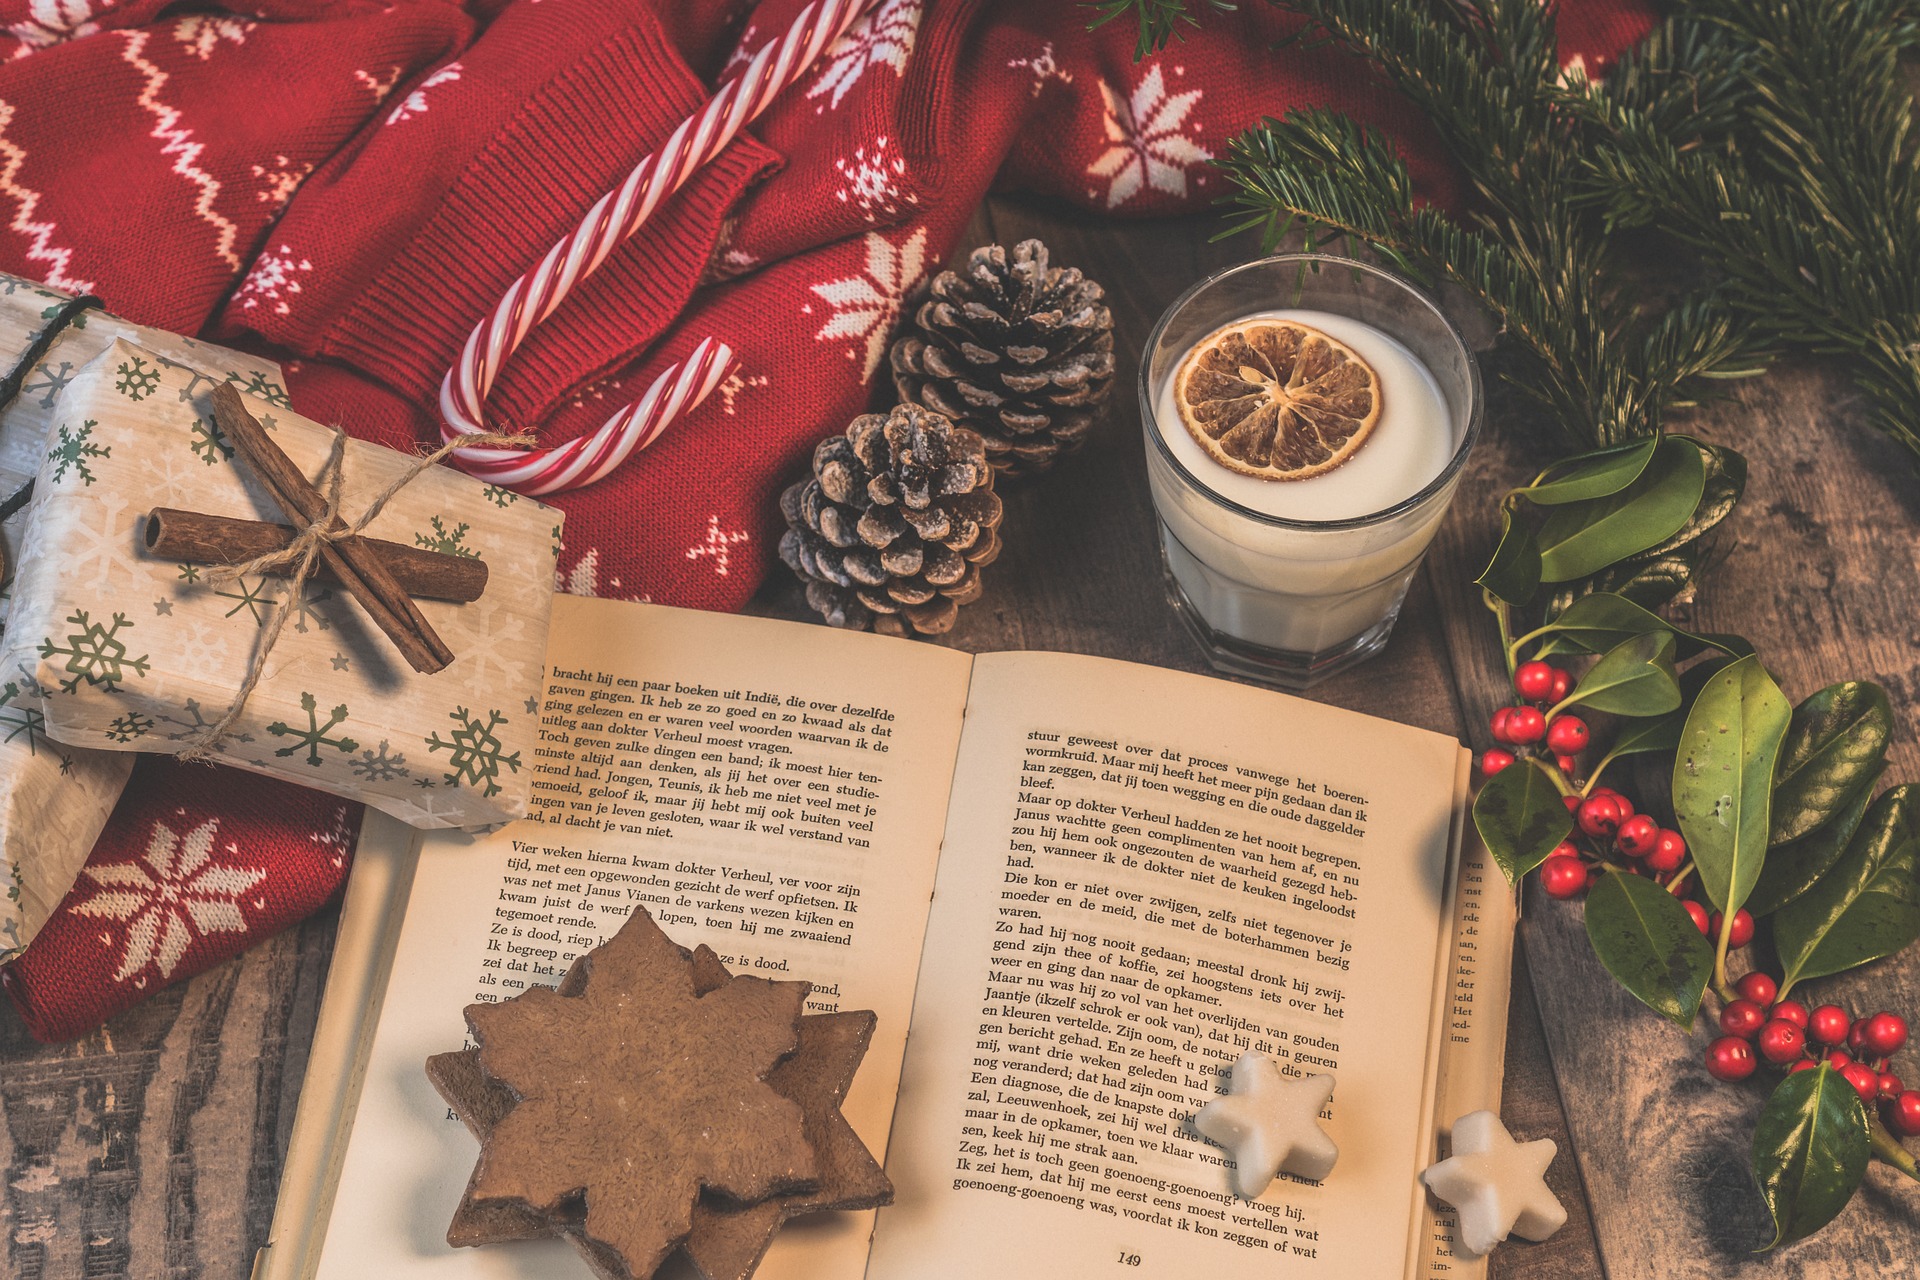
(303, 599, 972, 1280)
(868, 652, 1467, 1280)
(1419, 790, 1518, 1280)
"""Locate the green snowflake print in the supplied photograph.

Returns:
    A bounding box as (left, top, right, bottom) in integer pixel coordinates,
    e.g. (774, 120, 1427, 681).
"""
(158, 697, 251, 745)
(40, 300, 87, 329)
(216, 577, 275, 625)
(177, 563, 202, 584)
(115, 356, 161, 401)
(268, 692, 359, 766)
(226, 369, 290, 409)
(105, 711, 154, 743)
(190, 415, 234, 465)
(152, 357, 221, 404)
(23, 360, 74, 408)
(47, 420, 109, 486)
(482, 485, 519, 508)
(426, 706, 521, 798)
(38, 610, 151, 694)
(415, 515, 478, 559)
(351, 740, 410, 783)
(0, 681, 47, 754)
(551, 524, 563, 559)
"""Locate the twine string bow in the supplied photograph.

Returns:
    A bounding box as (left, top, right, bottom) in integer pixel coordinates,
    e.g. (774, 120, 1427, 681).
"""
(178, 406, 528, 763)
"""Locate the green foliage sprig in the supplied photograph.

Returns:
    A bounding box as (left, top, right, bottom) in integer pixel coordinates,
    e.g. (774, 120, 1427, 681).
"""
(1083, 0, 1239, 60)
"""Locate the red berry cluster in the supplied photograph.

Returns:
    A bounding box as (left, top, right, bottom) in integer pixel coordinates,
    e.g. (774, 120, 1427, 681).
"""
(1707, 990, 1920, 1131)
(1482, 662, 1688, 901)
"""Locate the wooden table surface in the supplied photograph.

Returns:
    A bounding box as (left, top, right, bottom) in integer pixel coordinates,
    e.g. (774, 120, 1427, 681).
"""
(4, 196, 1918, 1280)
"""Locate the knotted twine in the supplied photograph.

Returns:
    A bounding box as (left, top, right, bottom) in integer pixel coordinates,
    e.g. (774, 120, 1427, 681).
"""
(178, 424, 529, 763)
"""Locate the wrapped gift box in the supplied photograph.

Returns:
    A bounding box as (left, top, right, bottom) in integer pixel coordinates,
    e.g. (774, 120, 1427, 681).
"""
(0, 278, 290, 956)
(5, 335, 562, 832)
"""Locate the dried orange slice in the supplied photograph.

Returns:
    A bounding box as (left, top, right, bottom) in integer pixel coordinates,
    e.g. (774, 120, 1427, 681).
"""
(1174, 318, 1383, 480)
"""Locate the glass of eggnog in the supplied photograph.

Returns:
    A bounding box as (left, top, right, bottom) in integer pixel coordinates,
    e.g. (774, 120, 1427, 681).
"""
(1141, 254, 1482, 688)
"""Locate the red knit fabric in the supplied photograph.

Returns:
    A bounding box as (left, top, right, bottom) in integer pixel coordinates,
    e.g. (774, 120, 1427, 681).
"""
(0, 0, 1658, 1040)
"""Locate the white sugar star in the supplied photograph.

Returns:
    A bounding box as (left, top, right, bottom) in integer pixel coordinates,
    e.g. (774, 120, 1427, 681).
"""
(1194, 1052, 1338, 1197)
(1421, 1110, 1566, 1256)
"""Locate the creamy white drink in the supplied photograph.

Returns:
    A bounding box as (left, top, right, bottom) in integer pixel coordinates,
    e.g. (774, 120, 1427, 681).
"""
(1143, 292, 1474, 676)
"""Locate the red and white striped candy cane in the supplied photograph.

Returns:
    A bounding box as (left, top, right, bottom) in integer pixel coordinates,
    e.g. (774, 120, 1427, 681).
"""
(438, 0, 881, 496)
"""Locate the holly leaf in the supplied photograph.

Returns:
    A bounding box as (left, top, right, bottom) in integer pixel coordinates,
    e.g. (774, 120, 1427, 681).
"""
(1603, 713, 1684, 761)
(1672, 655, 1791, 916)
(1535, 435, 1706, 582)
(1775, 785, 1920, 987)
(1747, 763, 1884, 918)
(1473, 758, 1573, 883)
(1477, 503, 1541, 606)
(1751, 1064, 1869, 1249)
(1769, 682, 1893, 846)
(1583, 870, 1714, 1030)
(1562, 631, 1681, 718)
(1517, 435, 1659, 505)
(1533, 591, 1748, 661)
(1543, 550, 1698, 631)
(1632, 441, 1746, 561)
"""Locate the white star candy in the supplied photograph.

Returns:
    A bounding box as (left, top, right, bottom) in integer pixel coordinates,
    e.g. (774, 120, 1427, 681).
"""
(1420, 1110, 1567, 1256)
(1194, 1052, 1338, 1198)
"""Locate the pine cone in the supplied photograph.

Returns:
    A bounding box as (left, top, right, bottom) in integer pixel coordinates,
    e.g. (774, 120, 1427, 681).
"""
(890, 239, 1114, 477)
(779, 404, 1003, 637)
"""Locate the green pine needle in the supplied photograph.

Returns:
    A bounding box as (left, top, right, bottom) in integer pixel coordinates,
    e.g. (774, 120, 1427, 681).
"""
(1085, 0, 1238, 60)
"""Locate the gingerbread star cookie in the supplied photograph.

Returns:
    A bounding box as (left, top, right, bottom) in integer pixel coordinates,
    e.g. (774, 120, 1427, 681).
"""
(445, 909, 817, 1279)
(428, 938, 893, 1280)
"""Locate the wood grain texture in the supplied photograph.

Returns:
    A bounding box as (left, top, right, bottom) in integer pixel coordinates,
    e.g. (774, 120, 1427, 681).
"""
(6, 195, 1916, 1279)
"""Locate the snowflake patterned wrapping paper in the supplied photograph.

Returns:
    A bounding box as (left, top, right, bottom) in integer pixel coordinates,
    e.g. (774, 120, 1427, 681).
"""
(3, 336, 562, 833)
(0, 278, 286, 958)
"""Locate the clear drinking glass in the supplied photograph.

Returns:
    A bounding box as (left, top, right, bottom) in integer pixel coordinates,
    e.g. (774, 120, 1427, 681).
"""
(1140, 254, 1483, 689)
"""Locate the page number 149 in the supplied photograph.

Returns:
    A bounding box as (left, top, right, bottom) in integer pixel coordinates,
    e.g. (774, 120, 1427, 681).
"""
(1117, 1250, 1141, 1267)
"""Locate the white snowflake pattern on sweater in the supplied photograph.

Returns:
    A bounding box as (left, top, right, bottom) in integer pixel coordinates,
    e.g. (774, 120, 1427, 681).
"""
(806, 0, 921, 111)
(1086, 65, 1211, 208)
(71, 816, 266, 985)
(808, 226, 929, 383)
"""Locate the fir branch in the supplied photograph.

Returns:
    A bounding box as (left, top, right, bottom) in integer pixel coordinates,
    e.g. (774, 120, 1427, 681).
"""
(1571, 0, 1920, 460)
(1085, 0, 1238, 59)
(1215, 0, 1765, 451)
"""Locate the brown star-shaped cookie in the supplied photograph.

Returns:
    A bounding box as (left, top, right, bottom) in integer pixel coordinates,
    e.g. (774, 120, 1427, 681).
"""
(428, 944, 893, 1280)
(445, 908, 818, 1279)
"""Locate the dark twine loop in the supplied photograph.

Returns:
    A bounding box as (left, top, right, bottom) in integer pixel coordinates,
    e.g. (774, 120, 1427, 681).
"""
(176, 424, 529, 763)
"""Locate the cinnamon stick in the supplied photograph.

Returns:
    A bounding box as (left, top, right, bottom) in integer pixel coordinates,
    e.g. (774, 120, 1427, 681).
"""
(209, 384, 455, 674)
(145, 508, 489, 604)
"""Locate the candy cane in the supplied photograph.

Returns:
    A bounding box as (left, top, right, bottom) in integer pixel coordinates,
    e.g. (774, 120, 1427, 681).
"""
(438, 0, 880, 496)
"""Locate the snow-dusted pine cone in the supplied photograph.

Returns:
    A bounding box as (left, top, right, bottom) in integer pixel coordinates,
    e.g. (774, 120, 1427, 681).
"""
(779, 404, 1003, 637)
(890, 239, 1114, 477)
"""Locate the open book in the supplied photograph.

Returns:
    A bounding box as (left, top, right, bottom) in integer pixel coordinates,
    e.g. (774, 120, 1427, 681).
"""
(255, 595, 1515, 1280)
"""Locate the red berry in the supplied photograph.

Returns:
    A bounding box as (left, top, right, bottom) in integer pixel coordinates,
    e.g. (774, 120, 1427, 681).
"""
(1860, 1011, 1908, 1060)
(1734, 972, 1779, 1007)
(1810, 1005, 1853, 1047)
(1888, 1092, 1920, 1138)
(1515, 661, 1556, 702)
(1841, 1063, 1881, 1105)
(1540, 854, 1588, 900)
(1643, 829, 1686, 873)
(1880, 1071, 1905, 1100)
(1827, 1050, 1855, 1071)
(1577, 795, 1623, 839)
(1616, 814, 1659, 858)
(1720, 999, 1768, 1040)
(1546, 715, 1590, 755)
(1849, 1020, 1871, 1056)
(1705, 1036, 1757, 1081)
(1507, 706, 1547, 746)
(1788, 1059, 1819, 1074)
(1684, 900, 1711, 936)
(1562, 794, 1582, 813)
(1549, 669, 1572, 703)
(1553, 753, 1578, 775)
(1489, 707, 1515, 744)
(1594, 788, 1635, 821)
(1480, 748, 1515, 777)
(1772, 1000, 1810, 1030)
(1757, 1020, 1806, 1065)
(1709, 910, 1755, 949)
